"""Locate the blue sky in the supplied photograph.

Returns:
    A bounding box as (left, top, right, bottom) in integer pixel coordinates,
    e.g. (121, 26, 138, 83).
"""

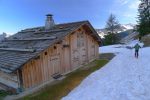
(0, 0, 140, 35)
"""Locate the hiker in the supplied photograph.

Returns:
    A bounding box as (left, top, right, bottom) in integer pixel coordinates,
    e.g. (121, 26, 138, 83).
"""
(134, 43, 141, 58)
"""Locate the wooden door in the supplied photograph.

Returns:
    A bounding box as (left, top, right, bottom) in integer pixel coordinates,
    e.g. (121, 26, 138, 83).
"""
(51, 54, 61, 75)
(91, 40, 95, 60)
(71, 33, 79, 69)
(79, 32, 87, 64)
(63, 47, 71, 73)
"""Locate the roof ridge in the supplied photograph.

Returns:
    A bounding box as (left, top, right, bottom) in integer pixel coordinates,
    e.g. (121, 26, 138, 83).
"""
(55, 20, 89, 26)
(19, 20, 89, 33)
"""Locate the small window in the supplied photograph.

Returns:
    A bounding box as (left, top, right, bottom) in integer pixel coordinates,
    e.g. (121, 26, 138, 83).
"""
(81, 32, 84, 46)
(77, 33, 80, 47)
(77, 32, 85, 47)
(54, 46, 57, 49)
(45, 52, 47, 55)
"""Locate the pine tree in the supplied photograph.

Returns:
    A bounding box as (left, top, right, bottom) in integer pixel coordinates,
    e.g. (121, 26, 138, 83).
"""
(137, 0, 150, 36)
(104, 14, 120, 45)
(105, 14, 120, 34)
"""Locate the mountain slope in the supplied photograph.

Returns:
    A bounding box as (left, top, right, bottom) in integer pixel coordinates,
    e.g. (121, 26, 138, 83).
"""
(120, 31, 139, 43)
(96, 24, 135, 38)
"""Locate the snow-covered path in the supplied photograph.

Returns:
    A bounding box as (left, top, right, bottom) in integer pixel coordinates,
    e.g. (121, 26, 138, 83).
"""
(62, 41, 150, 100)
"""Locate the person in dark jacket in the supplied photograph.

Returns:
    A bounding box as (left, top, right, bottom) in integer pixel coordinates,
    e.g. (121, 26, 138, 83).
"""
(134, 43, 141, 58)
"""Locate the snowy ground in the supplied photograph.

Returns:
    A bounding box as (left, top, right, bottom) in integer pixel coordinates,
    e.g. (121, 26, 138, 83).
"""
(62, 41, 150, 100)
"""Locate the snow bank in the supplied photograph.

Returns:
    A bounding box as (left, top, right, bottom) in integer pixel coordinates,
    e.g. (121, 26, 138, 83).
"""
(100, 40, 144, 54)
(99, 44, 125, 54)
(127, 40, 144, 47)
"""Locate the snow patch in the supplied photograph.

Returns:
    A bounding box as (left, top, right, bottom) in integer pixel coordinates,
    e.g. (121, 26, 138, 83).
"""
(62, 41, 150, 100)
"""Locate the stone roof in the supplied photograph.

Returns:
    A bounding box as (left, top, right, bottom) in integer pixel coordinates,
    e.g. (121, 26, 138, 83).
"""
(0, 21, 101, 73)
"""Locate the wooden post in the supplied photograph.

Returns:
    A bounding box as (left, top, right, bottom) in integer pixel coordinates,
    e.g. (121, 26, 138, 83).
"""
(17, 69, 23, 91)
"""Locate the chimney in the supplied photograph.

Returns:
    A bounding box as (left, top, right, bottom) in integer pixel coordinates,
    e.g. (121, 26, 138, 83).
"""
(45, 14, 55, 30)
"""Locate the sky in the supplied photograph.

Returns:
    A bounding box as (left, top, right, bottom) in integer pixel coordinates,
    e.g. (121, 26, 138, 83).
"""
(0, 0, 140, 35)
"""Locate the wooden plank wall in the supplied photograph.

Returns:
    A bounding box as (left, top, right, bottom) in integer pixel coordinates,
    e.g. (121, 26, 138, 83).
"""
(21, 26, 100, 89)
(21, 44, 62, 89)
(62, 36, 71, 73)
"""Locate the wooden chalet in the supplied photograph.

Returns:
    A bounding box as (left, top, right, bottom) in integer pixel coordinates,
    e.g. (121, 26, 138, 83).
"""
(0, 14, 101, 93)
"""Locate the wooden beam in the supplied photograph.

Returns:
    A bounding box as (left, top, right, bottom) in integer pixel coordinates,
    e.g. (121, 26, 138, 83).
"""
(34, 28, 70, 34)
(7, 36, 57, 41)
(0, 48, 36, 52)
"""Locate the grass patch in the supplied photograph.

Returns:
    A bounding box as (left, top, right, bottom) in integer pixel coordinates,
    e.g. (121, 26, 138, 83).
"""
(0, 90, 9, 99)
(22, 59, 108, 100)
(99, 53, 115, 60)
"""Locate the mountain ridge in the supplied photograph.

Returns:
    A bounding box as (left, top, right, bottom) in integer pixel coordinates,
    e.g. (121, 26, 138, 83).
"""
(96, 23, 135, 38)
